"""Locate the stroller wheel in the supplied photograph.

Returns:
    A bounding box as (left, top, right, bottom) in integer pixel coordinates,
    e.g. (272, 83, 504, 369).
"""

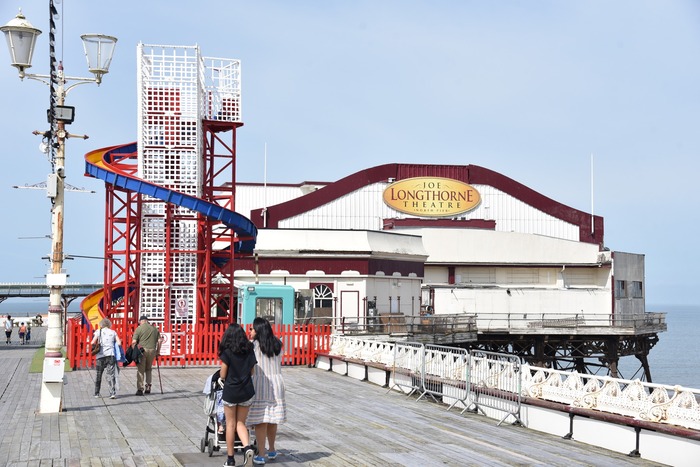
(208, 438, 215, 457)
(200, 437, 206, 453)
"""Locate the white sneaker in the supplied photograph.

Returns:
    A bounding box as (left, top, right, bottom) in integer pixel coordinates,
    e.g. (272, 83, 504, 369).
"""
(244, 446, 255, 465)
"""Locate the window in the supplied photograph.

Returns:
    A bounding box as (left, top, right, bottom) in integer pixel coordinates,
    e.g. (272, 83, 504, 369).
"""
(457, 267, 496, 284)
(565, 269, 595, 286)
(630, 281, 643, 298)
(313, 284, 334, 309)
(615, 280, 626, 298)
(506, 268, 538, 284)
(310, 283, 334, 322)
(256, 297, 283, 324)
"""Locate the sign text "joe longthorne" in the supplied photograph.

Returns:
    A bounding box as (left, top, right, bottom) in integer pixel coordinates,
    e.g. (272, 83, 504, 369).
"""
(382, 177, 481, 217)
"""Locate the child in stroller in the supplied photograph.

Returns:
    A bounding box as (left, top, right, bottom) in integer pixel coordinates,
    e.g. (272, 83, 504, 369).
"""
(201, 369, 253, 457)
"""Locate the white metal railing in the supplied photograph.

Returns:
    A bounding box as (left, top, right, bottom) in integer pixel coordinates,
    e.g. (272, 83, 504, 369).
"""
(326, 336, 699, 431)
(522, 365, 700, 430)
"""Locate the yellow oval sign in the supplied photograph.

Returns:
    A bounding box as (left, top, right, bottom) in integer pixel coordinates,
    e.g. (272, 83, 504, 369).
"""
(383, 177, 481, 217)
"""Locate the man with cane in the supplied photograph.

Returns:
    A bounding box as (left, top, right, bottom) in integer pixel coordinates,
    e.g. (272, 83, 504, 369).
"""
(132, 315, 161, 396)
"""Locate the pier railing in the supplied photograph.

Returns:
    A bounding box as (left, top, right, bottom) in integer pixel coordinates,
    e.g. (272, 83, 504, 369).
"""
(326, 335, 700, 431)
(305, 311, 666, 337)
(523, 365, 700, 430)
(305, 313, 478, 339)
(474, 311, 667, 334)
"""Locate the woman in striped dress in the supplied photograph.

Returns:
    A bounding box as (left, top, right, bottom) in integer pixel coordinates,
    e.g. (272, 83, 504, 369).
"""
(247, 317, 287, 465)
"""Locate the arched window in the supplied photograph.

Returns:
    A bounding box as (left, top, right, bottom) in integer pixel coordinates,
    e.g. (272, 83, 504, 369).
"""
(313, 284, 333, 309)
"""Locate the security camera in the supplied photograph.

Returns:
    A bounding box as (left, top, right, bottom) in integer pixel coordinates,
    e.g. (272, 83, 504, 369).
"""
(56, 167, 65, 177)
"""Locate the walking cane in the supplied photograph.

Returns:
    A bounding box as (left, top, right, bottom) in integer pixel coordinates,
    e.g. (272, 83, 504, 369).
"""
(156, 336, 164, 394)
(156, 354, 163, 394)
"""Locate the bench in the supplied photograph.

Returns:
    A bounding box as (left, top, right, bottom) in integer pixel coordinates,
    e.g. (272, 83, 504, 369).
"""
(316, 352, 391, 387)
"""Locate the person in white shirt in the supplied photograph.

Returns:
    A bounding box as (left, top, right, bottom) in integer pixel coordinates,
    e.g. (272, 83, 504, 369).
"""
(4, 315, 13, 344)
(92, 318, 122, 399)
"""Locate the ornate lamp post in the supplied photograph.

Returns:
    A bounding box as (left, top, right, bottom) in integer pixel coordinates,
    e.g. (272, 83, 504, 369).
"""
(1, 4, 116, 413)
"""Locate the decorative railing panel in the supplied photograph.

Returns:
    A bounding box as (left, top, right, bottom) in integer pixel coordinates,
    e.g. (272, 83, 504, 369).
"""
(324, 336, 700, 431)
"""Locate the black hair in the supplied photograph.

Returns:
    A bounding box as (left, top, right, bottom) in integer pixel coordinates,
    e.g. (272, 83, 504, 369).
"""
(252, 317, 282, 357)
(218, 324, 253, 357)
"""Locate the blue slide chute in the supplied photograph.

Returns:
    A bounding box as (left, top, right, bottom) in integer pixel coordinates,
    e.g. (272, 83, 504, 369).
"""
(84, 142, 257, 253)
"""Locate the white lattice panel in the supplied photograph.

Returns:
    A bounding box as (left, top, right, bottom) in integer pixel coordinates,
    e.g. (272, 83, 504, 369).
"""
(140, 253, 165, 284)
(140, 286, 166, 322)
(136, 44, 243, 324)
(203, 57, 241, 122)
(170, 254, 198, 283)
(168, 219, 199, 249)
(138, 44, 203, 321)
(170, 286, 196, 323)
(141, 217, 166, 249)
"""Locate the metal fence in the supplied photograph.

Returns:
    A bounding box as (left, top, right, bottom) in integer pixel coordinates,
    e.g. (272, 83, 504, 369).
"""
(467, 350, 523, 426)
(329, 336, 523, 426)
(420, 343, 470, 410)
(388, 341, 425, 396)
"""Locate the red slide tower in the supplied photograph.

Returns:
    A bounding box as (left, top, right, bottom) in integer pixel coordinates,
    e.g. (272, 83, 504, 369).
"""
(88, 44, 253, 357)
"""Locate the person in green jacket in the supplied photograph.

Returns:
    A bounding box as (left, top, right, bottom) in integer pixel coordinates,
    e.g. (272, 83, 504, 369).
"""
(131, 315, 160, 395)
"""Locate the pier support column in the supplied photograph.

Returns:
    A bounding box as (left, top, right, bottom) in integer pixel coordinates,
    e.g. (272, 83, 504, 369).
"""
(602, 338, 620, 378)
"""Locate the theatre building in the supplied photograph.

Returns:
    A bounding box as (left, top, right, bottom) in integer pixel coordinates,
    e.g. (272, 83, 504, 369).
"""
(234, 163, 666, 378)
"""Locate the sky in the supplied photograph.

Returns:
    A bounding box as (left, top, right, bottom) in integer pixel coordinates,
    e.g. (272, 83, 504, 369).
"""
(0, 1, 699, 308)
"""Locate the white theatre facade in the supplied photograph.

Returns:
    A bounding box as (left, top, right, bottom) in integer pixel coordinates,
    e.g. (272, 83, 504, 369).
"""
(232, 163, 648, 333)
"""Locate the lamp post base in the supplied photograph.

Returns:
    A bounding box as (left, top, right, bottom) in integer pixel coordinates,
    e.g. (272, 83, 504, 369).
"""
(39, 357, 65, 413)
(40, 381, 64, 413)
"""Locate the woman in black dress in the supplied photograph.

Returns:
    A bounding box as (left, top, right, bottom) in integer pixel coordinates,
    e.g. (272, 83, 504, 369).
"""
(219, 324, 257, 466)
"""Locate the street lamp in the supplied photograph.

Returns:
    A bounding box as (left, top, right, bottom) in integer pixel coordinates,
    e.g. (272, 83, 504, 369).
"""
(0, 9, 41, 75)
(2, 5, 116, 413)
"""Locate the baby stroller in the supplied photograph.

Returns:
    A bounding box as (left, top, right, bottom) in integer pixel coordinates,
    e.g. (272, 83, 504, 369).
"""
(200, 369, 253, 457)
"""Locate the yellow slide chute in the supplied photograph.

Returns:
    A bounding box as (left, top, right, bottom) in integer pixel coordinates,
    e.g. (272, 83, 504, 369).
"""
(81, 287, 105, 331)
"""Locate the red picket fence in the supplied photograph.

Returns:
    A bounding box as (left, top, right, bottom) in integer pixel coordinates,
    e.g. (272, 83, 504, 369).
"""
(66, 317, 332, 370)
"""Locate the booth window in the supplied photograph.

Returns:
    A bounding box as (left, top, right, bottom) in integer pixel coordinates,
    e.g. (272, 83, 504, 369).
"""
(256, 297, 283, 324)
(630, 281, 643, 298)
(615, 280, 626, 298)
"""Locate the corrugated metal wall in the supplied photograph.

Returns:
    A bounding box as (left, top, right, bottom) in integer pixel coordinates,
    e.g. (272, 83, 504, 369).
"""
(238, 181, 580, 241)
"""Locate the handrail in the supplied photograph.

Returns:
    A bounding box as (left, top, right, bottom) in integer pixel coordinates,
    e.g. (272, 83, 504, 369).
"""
(301, 311, 666, 336)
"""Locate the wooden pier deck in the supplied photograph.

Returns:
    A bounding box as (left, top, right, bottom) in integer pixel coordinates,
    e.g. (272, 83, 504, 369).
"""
(0, 332, 665, 466)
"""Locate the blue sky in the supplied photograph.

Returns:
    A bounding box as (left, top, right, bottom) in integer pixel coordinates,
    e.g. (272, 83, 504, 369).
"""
(0, 1, 699, 308)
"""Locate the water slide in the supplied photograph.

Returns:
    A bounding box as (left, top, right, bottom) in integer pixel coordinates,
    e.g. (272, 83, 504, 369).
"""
(79, 142, 258, 328)
(80, 281, 133, 330)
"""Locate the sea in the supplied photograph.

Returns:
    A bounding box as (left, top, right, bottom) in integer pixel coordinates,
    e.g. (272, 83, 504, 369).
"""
(1, 298, 697, 389)
(616, 304, 700, 389)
